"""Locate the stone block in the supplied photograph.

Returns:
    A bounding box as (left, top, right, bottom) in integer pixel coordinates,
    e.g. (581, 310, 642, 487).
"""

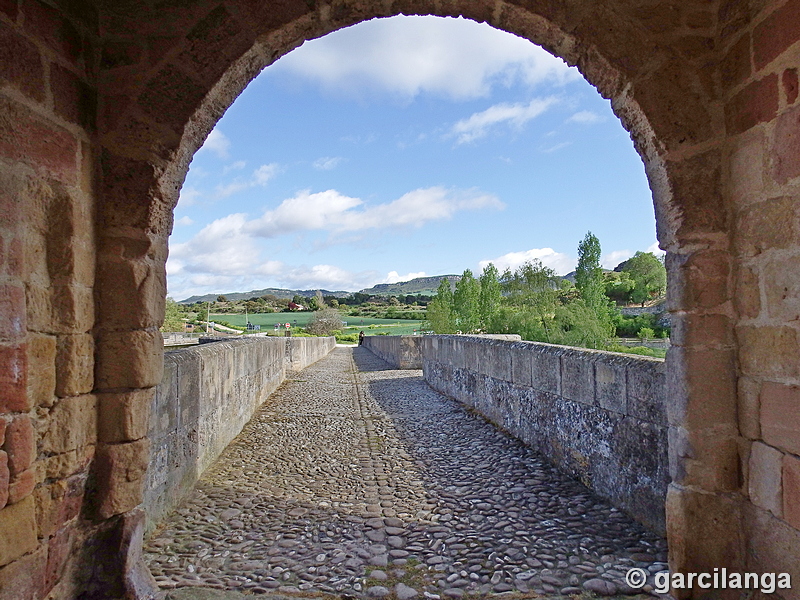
(26, 333, 55, 408)
(24, 284, 51, 333)
(98, 388, 154, 443)
(44, 524, 73, 596)
(772, 104, 800, 184)
(530, 346, 560, 394)
(55, 333, 93, 397)
(782, 453, 800, 529)
(627, 359, 667, 425)
(665, 346, 736, 429)
(509, 344, 532, 387)
(0, 282, 25, 343)
(41, 395, 96, 454)
(760, 382, 800, 455)
(0, 20, 45, 103)
(734, 264, 761, 319)
(736, 196, 798, 256)
(560, 351, 594, 404)
(725, 73, 778, 135)
(21, 0, 84, 65)
(720, 32, 751, 89)
(96, 329, 164, 390)
(737, 376, 761, 440)
(4, 415, 34, 476)
(0, 342, 27, 412)
(50, 283, 93, 334)
(0, 543, 47, 600)
(40, 445, 93, 481)
(33, 474, 85, 538)
(665, 484, 744, 582)
(737, 326, 800, 378)
(50, 63, 96, 131)
(138, 64, 206, 129)
(753, 0, 800, 70)
(728, 128, 765, 207)
(95, 439, 150, 519)
(594, 358, 626, 413)
(0, 452, 7, 509)
(7, 468, 34, 504)
(666, 150, 727, 239)
(763, 255, 800, 323)
(0, 96, 77, 185)
(669, 312, 733, 349)
(96, 252, 165, 330)
(0, 495, 37, 567)
(748, 441, 783, 517)
(784, 68, 799, 105)
(742, 502, 800, 592)
(484, 342, 511, 382)
(671, 250, 731, 311)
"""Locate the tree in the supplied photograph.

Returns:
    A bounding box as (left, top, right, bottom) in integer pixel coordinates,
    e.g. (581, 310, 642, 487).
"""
(161, 297, 184, 332)
(305, 308, 344, 336)
(575, 231, 604, 311)
(501, 260, 562, 342)
(453, 269, 480, 333)
(622, 251, 667, 306)
(217, 295, 227, 303)
(426, 278, 456, 333)
(479, 263, 502, 330)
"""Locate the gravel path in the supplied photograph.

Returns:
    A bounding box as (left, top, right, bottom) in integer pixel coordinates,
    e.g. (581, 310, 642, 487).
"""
(145, 347, 666, 599)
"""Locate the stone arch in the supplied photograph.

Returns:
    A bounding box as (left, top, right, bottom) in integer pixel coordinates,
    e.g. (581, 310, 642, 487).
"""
(97, 0, 727, 583)
(2, 0, 799, 597)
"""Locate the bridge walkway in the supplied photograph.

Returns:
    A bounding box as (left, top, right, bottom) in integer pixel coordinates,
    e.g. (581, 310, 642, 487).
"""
(144, 346, 666, 599)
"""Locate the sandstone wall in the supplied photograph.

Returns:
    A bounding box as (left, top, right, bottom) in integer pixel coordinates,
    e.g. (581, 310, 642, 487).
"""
(143, 336, 334, 532)
(420, 335, 668, 534)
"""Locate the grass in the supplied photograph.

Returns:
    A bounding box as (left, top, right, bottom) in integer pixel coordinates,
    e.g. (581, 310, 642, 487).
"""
(210, 313, 425, 336)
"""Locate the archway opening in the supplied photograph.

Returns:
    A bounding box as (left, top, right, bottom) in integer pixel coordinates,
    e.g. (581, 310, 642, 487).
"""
(143, 15, 671, 597)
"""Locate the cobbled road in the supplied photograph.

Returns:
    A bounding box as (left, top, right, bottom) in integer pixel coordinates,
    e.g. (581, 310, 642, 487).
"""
(145, 347, 667, 599)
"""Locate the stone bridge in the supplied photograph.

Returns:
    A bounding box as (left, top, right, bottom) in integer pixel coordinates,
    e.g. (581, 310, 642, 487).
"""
(142, 338, 668, 599)
(2, 1, 800, 598)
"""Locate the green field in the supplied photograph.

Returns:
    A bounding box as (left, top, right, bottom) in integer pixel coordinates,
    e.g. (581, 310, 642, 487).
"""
(210, 313, 425, 335)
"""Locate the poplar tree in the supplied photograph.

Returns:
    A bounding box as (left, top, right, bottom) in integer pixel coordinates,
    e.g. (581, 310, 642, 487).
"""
(454, 269, 481, 333)
(479, 263, 502, 330)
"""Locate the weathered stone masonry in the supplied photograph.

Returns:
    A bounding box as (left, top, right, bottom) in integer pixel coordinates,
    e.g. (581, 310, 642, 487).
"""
(144, 336, 335, 533)
(1, 0, 800, 598)
(366, 335, 669, 534)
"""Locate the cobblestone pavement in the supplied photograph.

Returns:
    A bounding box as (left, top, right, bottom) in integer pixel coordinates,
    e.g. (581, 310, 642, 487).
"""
(145, 347, 667, 599)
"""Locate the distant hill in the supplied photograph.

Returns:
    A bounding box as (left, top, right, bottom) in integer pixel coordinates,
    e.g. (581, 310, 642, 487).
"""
(178, 275, 462, 304)
(179, 287, 350, 304)
(357, 275, 461, 296)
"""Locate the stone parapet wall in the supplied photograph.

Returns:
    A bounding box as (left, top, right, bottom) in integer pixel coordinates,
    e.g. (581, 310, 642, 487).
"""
(420, 335, 668, 534)
(362, 335, 424, 369)
(143, 336, 334, 532)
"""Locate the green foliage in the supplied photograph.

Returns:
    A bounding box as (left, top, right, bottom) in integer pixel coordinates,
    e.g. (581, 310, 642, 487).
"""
(612, 312, 670, 338)
(604, 271, 636, 304)
(605, 343, 666, 358)
(161, 297, 185, 332)
(622, 251, 667, 306)
(453, 269, 480, 333)
(639, 327, 655, 340)
(304, 308, 344, 336)
(479, 263, 502, 330)
(426, 279, 456, 333)
(575, 231, 604, 311)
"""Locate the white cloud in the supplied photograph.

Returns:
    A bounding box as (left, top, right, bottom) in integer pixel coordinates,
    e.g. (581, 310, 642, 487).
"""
(567, 110, 603, 124)
(647, 241, 665, 256)
(479, 247, 575, 275)
(175, 216, 194, 226)
(214, 163, 281, 198)
(451, 98, 557, 144)
(177, 187, 202, 207)
(384, 271, 427, 284)
(602, 250, 633, 270)
(246, 186, 504, 237)
(313, 156, 345, 170)
(541, 141, 571, 153)
(198, 129, 231, 159)
(223, 160, 246, 174)
(272, 16, 578, 101)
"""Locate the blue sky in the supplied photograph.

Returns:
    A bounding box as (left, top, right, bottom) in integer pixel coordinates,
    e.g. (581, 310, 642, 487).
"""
(167, 16, 660, 300)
